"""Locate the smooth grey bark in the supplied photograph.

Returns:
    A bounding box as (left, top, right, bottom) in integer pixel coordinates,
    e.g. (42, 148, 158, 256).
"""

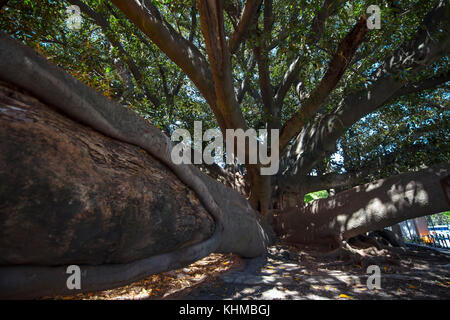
(0, 32, 273, 299)
(275, 164, 450, 245)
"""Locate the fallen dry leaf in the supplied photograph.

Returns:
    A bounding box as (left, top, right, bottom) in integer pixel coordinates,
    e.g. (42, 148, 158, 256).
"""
(41, 253, 238, 300)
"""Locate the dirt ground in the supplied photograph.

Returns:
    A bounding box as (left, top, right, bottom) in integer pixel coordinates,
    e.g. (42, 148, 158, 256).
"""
(41, 244, 450, 300)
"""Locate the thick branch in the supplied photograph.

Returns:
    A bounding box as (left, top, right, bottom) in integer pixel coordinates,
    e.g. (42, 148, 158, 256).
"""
(274, 0, 343, 109)
(111, 0, 228, 129)
(254, 44, 276, 127)
(275, 164, 450, 244)
(283, 1, 450, 178)
(279, 16, 368, 150)
(196, 0, 247, 132)
(253, 0, 278, 128)
(280, 140, 437, 195)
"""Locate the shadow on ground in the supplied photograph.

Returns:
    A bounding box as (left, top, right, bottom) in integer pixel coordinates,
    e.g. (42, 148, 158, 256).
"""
(165, 244, 450, 300)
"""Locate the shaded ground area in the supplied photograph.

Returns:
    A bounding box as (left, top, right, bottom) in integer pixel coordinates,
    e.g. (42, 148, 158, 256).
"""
(41, 244, 449, 300)
(166, 244, 450, 300)
(40, 253, 240, 300)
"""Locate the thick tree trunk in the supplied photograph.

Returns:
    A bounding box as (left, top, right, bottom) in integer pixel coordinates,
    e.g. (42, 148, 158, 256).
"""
(275, 164, 450, 248)
(0, 33, 273, 299)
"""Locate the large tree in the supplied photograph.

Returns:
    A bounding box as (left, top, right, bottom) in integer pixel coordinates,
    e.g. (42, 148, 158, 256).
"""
(0, 0, 449, 298)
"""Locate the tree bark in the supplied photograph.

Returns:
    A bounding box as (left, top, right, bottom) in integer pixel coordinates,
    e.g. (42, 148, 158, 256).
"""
(0, 33, 273, 299)
(0, 82, 216, 266)
(274, 164, 450, 247)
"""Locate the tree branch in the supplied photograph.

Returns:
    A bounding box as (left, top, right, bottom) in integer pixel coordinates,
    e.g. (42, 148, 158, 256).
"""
(392, 70, 450, 99)
(254, 43, 276, 127)
(228, 0, 262, 54)
(279, 16, 368, 151)
(196, 0, 247, 131)
(280, 141, 436, 195)
(310, 0, 342, 44)
(69, 0, 161, 106)
(253, 0, 279, 128)
(276, 164, 450, 244)
(274, 56, 303, 106)
(157, 64, 171, 100)
(236, 53, 256, 103)
(188, 1, 197, 42)
(285, 1, 450, 178)
(274, 0, 343, 109)
(111, 0, 227, 127)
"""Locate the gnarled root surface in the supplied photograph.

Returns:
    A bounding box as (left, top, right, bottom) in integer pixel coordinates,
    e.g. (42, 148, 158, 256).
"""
(0, 32, 273, 299)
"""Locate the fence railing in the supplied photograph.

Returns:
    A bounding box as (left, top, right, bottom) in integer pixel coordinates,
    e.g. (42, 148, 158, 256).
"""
(407, 234, 450, 249)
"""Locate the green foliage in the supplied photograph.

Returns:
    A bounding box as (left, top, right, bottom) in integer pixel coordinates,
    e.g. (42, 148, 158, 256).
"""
(426, 212, 450, 226)
(304, 190, 329, 203)
(0, 0, 215, 134)
(336, 94, 450, 183)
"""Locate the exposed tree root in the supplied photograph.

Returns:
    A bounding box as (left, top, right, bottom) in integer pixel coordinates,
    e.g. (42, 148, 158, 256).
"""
(0, 32, 273, 299)
(368, 229, 405, 248)
(296, 230, 404, 268)
(323, 242, 401, 267)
